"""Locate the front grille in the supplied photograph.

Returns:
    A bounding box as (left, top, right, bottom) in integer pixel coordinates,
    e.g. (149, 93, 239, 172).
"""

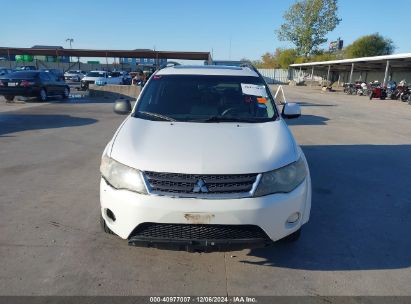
(130, 223, 269, 240)
(144, 171, 258, 197)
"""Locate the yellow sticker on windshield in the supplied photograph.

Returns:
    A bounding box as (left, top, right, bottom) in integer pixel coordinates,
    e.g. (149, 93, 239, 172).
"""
(257, 97, 267, 104)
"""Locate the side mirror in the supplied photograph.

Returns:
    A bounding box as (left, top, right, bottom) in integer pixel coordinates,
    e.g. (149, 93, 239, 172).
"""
(114, 99, 131, 115)
(282, 102, 301, 119)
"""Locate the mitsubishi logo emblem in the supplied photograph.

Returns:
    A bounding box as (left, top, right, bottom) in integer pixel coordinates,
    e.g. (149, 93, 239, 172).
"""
(193, 179, 209, 193)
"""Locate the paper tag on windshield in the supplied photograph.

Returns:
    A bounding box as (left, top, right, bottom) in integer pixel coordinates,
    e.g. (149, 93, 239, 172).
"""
(241, 83, 268, 97)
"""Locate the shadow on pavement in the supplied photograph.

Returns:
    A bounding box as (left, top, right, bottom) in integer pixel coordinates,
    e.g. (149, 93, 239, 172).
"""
(0, 114, 97, 136)
(64, 97, 117, 104)
(298, 101, 337, 107)
(244, 144, 411, 270)
(286, 114, 330, 125)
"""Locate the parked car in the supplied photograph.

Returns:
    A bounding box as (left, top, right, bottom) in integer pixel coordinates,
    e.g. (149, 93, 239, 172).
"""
(0, 70, 70, 102)
(81, 70, 109, 90)
(0, 67, 13, 76)
(64, 70, 86, 82)
(94, 71, 125, 86)
(40, 69, 65, 81)
(100, 65, 312, 251)
(14, 65, 37, 71)
(118, 71, 132, 85)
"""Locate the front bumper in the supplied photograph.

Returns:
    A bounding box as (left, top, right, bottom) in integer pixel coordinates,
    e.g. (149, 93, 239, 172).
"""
(80, 80, 94, 89)
(65, 76, 80, 81)
(100, 173, 311, 243)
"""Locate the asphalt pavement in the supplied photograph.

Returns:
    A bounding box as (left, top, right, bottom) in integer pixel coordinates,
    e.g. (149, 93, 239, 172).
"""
(0, 87, 410, 296)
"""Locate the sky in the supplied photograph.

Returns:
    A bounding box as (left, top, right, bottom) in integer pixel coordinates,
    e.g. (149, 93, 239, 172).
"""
(1, 0, 410, 62)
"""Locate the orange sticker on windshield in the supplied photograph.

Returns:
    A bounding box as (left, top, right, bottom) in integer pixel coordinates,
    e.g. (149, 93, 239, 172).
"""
(257, 97, 267, 104)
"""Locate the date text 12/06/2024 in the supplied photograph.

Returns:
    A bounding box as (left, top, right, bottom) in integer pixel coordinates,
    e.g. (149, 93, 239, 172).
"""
(149, 296, 257, 303)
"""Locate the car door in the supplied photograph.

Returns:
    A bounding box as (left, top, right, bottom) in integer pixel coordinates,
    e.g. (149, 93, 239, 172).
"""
(108, 72, 121, 84)
(52, 72, 66, 94)
(107, 72, 114, 84)
(39, 72, 54, 94)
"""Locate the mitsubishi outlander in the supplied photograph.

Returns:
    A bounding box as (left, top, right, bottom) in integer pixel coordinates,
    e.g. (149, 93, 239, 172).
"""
(100, 65, 311, 251)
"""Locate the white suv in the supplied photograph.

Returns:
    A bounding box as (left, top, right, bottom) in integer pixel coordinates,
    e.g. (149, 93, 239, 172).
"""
(100, 65, 311, 251)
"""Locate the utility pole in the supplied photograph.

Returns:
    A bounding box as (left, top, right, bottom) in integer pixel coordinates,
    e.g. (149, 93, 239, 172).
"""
(229, 36, 232, 60)
(65, 38, 74, 64)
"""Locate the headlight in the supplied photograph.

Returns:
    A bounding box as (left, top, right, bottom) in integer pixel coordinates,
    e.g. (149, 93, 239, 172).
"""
(100, 154, 147, 194)
(254, 157, 307, 197)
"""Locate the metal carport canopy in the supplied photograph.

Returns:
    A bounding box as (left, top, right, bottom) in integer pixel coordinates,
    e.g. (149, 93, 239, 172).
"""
(290, 53, 411, 71)
(0, 47, 211, 61)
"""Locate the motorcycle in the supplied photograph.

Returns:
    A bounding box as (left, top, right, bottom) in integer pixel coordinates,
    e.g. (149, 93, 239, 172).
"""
(369, 81, 387, 100)
(401, 87, 411, 102)
(356, 82, 368, 96)
(343, 83, 356, 95)
(386, 81, 397, 100)
(392, 80, 408, 101)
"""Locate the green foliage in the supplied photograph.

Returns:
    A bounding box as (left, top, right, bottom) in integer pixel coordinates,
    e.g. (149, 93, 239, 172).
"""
(276, 48, 298, 68)
(253, 52, 279, 68)
(344, 33, 395, 58)
(277, 0, 341, 57)
(294, 56, 308, 64)
(311, 51, 338, 62)
(253, 33, 394, 68)
(252, 49, 298, 69)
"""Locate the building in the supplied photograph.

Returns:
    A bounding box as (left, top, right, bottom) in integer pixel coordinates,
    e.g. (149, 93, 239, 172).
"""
(31, 45, 70, 63)
(119, 49, 167, 67)
(289, 53, 411, 86)
(10, 45, 70, 63)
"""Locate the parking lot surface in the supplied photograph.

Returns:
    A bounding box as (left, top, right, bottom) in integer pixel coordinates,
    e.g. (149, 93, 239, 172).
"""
(0, 87, 410, 295)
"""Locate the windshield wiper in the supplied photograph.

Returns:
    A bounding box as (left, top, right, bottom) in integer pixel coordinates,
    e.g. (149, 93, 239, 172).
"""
(201, 116, 263, 123)
(136, 111, 176, 122)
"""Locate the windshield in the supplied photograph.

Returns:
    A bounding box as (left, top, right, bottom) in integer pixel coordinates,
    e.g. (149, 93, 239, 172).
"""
(134, 75, 278, 123)
(86, 72, 105, 77)
(67, 70, 79, 74)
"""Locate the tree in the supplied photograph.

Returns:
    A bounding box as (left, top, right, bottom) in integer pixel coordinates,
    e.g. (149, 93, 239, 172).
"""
(277, 0, 341, 57)
(253, 52, 279, 68)
(344, 33, 395, 58)
(276, 48, 298, 68)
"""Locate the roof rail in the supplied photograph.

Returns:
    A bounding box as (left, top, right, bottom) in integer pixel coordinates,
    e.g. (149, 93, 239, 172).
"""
(239, 61, 258, 72)
(240, 62, 266, 81)
(159, 61, 181, 69)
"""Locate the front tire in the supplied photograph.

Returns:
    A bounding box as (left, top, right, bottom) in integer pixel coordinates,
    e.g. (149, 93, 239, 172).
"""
(37, 88, 47, 102)
(62, 87, 70, 99)
(4, 95, 14, 102)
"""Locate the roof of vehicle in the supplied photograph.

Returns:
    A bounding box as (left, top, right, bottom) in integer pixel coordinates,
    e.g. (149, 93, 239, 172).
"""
(156, 65, 259, 77)
(0, 71, 39, 78)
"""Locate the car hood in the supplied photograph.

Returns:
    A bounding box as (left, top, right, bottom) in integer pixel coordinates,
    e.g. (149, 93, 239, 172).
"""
(110, 118, 298, 174)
